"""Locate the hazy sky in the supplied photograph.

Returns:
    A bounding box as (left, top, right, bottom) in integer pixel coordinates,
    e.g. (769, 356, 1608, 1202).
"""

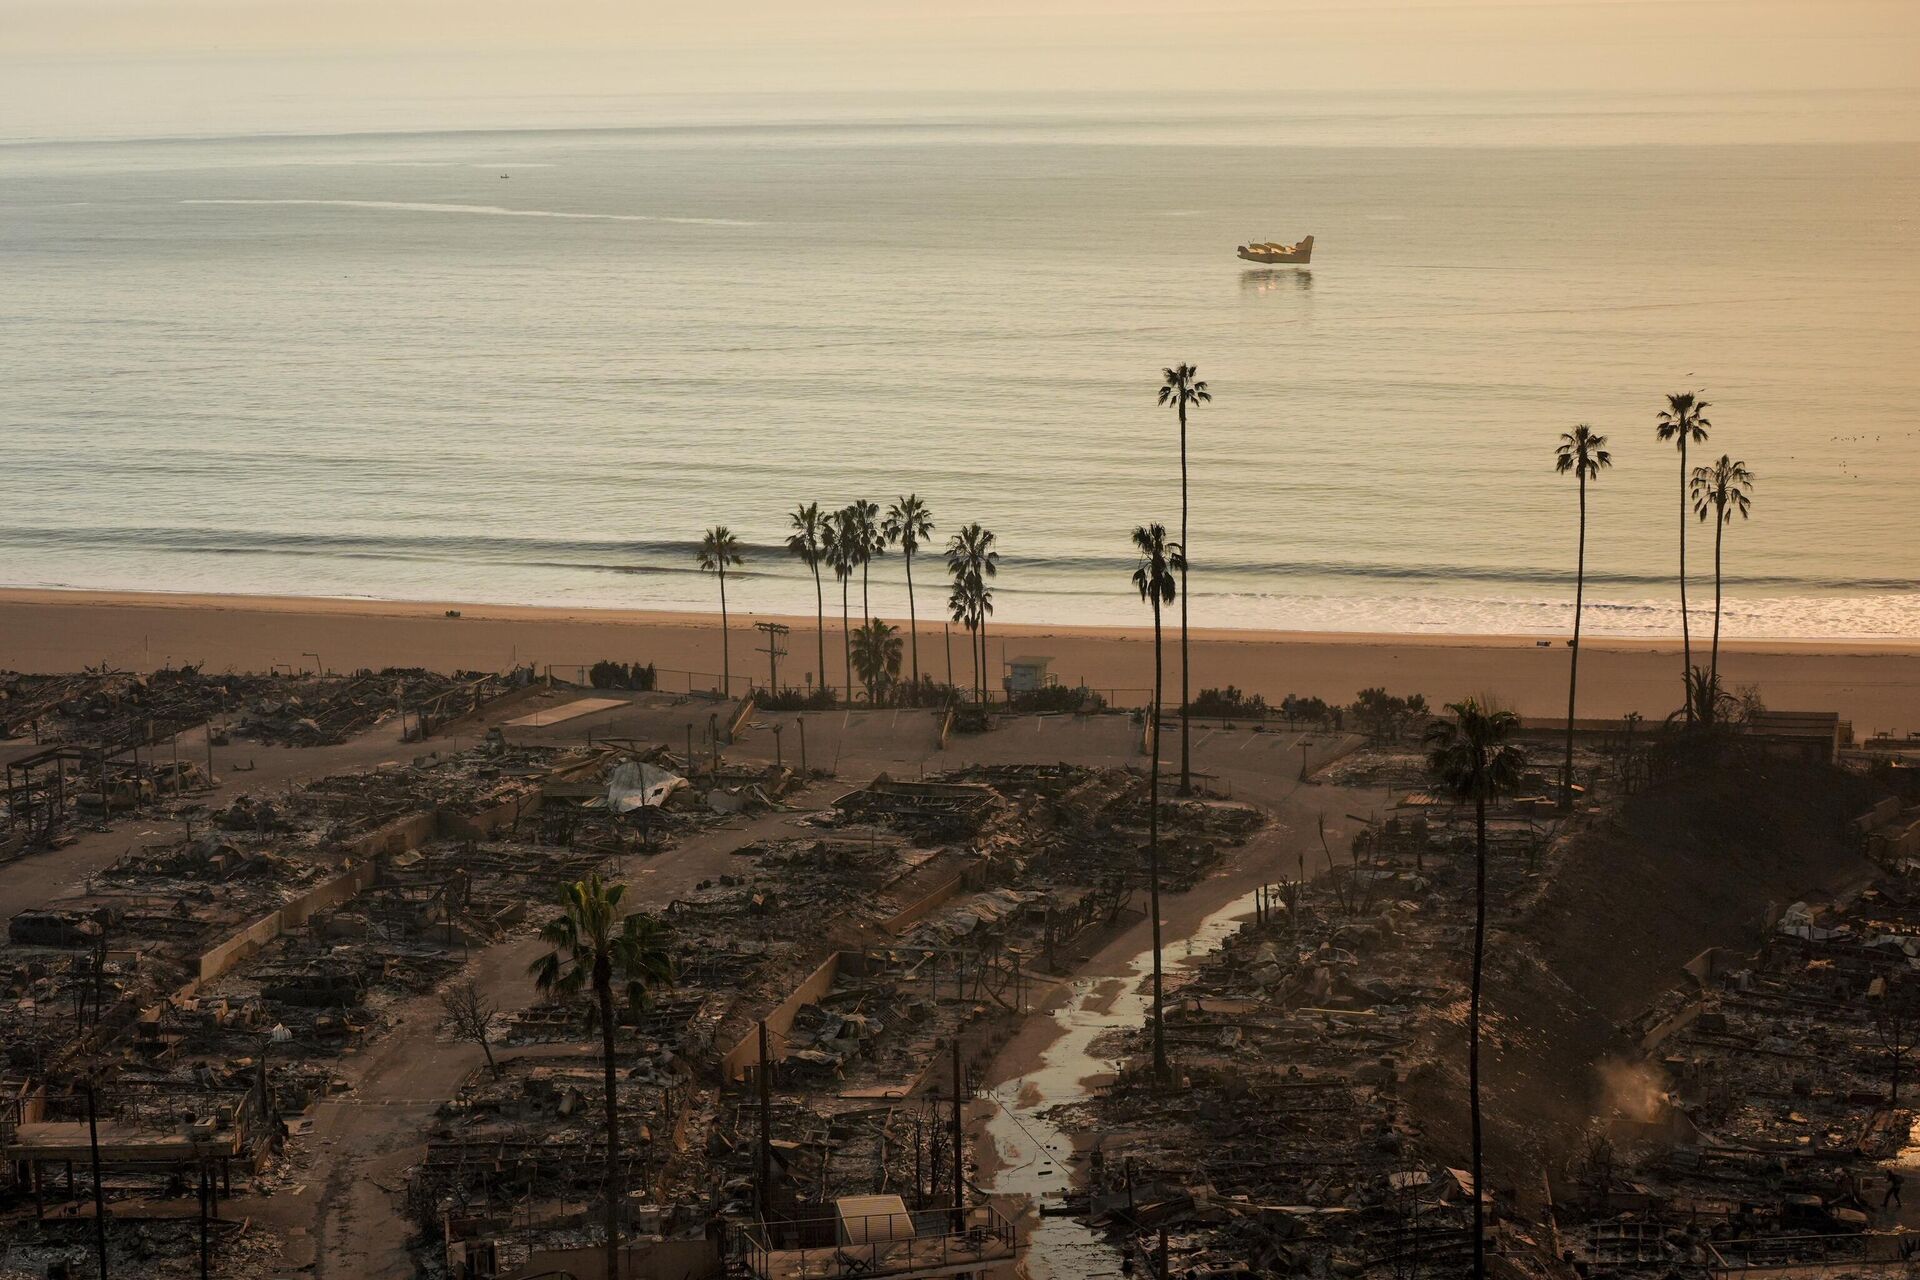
(5, 0, 1919, 139)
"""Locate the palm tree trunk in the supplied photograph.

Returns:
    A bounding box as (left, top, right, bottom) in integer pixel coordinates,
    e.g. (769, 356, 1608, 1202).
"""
(967, 623, 979, 702)
(1470, 791, 1487, 1280)
(718, 569, 730, 698)
(1679, 439, 1692, 720)
(1711, 512, 1725, 692)
(1563, 474, 1586, 809)
(1178, 403, 1192, 796)
(861, 560, 871, 624)
(812, 563, 826, 696)
(906, 550, 920, 693)
(979, 612, 989, 705)
(841, 578, 852, 699)
(598, 976, 622, 1280)
(1149, 598, 1168, 1082)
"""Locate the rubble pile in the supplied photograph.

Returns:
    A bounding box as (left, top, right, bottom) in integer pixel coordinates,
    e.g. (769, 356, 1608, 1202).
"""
(422, 764, 1200, 1264)
(0, 666, 264, 747)
(0, 664, 525, 751)
(1538, 874, 1920, 1274)
(1040, 754, 1611, 1280)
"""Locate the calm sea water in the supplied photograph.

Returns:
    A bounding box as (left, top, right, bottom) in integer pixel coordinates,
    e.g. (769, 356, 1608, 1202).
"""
(3, 93, 1917, 638)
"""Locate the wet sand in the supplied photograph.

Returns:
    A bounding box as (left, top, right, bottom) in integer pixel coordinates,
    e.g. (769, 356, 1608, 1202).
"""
(4, 588, 1918, 730)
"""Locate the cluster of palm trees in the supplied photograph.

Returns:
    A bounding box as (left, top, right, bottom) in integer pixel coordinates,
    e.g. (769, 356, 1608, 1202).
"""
(698, 497, 1003, 705)
(1555, 392, 1758, 801)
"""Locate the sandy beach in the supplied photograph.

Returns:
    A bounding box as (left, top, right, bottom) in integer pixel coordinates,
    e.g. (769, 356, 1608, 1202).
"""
(4, 587, 1917, 732)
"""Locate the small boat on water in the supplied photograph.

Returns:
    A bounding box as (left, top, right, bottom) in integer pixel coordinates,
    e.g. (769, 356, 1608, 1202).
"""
(1237, 235, 1313, 264)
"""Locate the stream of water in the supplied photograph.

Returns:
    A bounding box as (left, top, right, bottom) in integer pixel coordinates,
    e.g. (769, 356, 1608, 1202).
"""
(981, 888, 1266, 1278)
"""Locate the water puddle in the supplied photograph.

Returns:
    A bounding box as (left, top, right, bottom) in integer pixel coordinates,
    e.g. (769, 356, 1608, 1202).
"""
(982, 887, 1263, 1278)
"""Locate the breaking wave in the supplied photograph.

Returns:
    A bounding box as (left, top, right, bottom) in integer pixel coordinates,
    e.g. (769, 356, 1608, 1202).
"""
(179, 199, 758, 226)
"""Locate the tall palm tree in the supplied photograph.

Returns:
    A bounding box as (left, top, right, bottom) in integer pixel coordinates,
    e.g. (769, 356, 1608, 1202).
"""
(850, 618, 904, 703)
(695, 526, 744, 697)
(1425, 701, 1525, 1280)
(1131, 522, 1184, 1084)
(828, 507, 857, 698)
(946, 523, 999, 703)
(1158, 365, 1210, 795)
(883, 495, 935, 692)
(1656, 392, 1711, 719)
(1554, 425, 1612, 808)
(528, 876, 674, 1280)
(1690, 454, 1755, 693)
(848, 498, 884, 623)
(786, 503, 829, 694)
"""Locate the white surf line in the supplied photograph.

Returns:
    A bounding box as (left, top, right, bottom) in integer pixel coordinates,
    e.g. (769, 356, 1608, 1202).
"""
(178, 198, 757, 226)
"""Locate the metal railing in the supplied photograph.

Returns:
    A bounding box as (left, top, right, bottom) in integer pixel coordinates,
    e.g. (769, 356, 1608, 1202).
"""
(1705, 1232, 1912, 1275)
(740, 1204, 1018, 1279)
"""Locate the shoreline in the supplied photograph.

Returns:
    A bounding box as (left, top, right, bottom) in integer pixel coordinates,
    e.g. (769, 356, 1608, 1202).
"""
(4, 587, 1919, 728)
(7, 585, 1919, 656)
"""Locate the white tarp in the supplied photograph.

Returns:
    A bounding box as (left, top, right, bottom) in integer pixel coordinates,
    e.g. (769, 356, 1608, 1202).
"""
(608, 760, 685, 813)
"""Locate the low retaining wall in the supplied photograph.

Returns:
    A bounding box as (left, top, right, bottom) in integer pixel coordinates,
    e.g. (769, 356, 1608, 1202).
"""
(187, 757, 597, 993)
(719, 952, 842, 1082)
(197, 859, 381, 983)
(1639, 997, 1705, 1054)
(340, 810, 439, 861)
(879, 871, 970, 936)
(439, 791, 541, 841)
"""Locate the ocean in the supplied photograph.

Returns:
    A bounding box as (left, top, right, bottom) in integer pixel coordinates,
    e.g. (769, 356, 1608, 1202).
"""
(3, 92, 1917, 639)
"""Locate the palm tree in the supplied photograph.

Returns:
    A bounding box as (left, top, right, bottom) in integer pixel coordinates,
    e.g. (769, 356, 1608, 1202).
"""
(786, 503, 829, 695)
(946, 524, 999, 702)
(1131, 522, 1184, 1084)
(1425, 701, 1525, 1280)
(1656, 392, 1711, 719)
(1554, 425, 1612, 808)
(883, 495, 935, 693)
(528, 876, 674, 1280)
(850, 618, 904, 703)
(1158, 364, 1211, 795)
(1690, 454, 1755, 693)
(828, 507, 857, 698)
(848, 498, 884, 623)
(696, 526, 744, 697)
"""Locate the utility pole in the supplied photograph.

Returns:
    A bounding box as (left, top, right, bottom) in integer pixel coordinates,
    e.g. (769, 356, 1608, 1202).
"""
(757, 1022, 772, 1219)
(949, 1038, 964, 1231)
(84, 1081, 108, 1280)
(199, 1160, 211, 1280)
(771, 723, 783, 771)
(796, 719, 807, 775)
(754, 622, 790, 695)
